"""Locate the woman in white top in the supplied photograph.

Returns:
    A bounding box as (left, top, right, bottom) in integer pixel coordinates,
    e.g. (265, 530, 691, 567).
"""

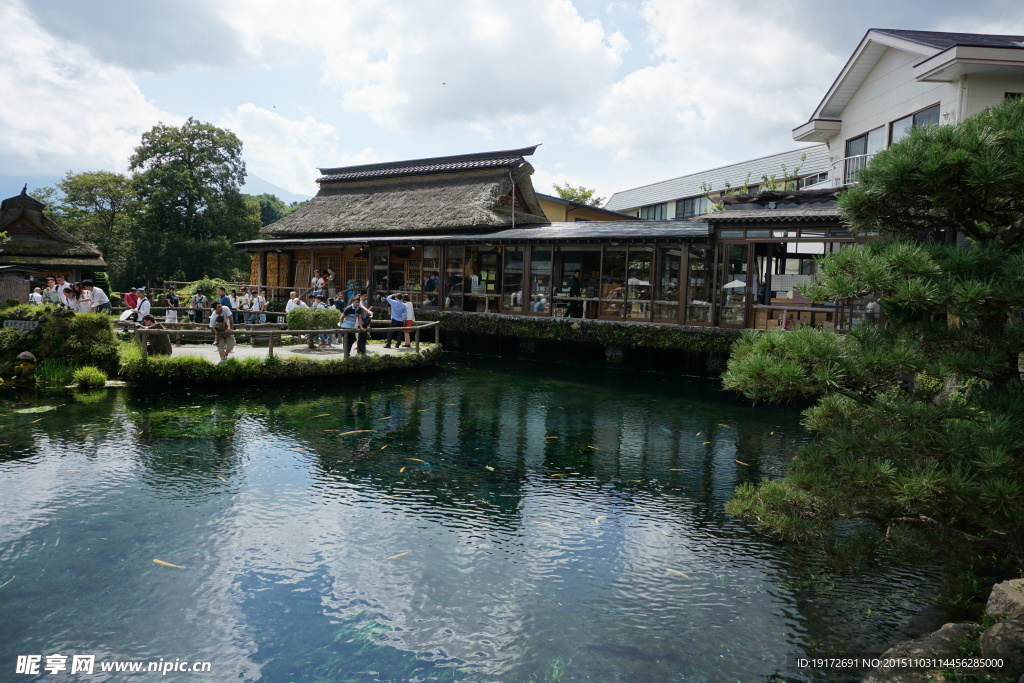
(78, 286, 92, 314)
(310, 270, 325, 298)
(402, 294, 415, 348)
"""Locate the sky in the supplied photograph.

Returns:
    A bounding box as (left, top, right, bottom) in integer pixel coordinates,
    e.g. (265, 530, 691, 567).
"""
(3, 0, 1024, 204)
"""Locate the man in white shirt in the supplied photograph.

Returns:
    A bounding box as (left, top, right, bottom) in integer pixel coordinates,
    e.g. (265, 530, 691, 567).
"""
(29, 287, 43, 305)
(82, 279, 112, 313)
(54, 275, 72, 307)
(135, 291, 151, 318)
(285, 291, 308, 313)
(246, 290, 265, 324)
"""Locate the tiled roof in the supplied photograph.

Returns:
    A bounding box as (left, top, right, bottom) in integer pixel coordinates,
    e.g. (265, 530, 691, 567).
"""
(873, 29, 1024, 51)
(702, 206, 841, 223)
(318, 146, 539, 183)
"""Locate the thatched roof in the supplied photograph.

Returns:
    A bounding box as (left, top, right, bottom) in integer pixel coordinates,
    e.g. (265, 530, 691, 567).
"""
(0, 188, 106, 263)
(262, 147, 550, 237)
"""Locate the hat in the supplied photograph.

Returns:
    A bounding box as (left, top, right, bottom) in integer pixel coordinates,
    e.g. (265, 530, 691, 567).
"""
(137, 286, 146, 292)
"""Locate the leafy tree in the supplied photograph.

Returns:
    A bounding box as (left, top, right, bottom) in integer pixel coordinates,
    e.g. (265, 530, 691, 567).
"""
(129, 117, 261, 283)
(723, 98, 1024, 568)
(253, 193, 288, 226)
(552, 183, 605, 207)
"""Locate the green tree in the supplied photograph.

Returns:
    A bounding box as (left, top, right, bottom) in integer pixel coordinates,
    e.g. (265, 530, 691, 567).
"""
(252, 193, 288, 227)
(723, 98, 1024, 568)
(552, 183, 605, 207)
(54, 171, 139, 290)
(129, 118, 261, 283)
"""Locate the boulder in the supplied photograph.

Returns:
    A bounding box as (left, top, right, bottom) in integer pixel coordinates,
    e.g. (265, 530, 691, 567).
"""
(863, 622, 982, 683)
(987, 579, 1024, 619)
(980, 608, 1024, 679)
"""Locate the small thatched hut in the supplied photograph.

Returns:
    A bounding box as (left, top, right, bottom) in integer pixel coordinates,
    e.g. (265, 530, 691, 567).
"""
(0, 187, 106, 302)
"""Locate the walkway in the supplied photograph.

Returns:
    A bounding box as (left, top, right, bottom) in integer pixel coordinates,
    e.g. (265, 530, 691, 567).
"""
(169, 341, 421, 363)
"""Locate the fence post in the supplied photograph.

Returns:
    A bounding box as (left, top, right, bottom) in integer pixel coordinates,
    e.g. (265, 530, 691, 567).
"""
(268, 328, 275, 358)
(415, 326, 420, 353)
(138, 329, 148, 359)
(343, 329, 350, 360)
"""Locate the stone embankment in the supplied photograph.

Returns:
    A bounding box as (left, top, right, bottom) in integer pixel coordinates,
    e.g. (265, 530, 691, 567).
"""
(864, 578, 1024, 682)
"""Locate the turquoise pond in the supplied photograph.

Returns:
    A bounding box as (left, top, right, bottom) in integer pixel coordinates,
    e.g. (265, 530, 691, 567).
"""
(0, 358, 977, 682)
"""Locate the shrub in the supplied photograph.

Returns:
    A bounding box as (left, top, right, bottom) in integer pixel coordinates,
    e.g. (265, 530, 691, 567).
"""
(36, 359, 77, 384)
(0, 306, 119, 374)
(177, 277, 229, 300)
(287, 306, 341, 330)
(72, 366, 108, 389)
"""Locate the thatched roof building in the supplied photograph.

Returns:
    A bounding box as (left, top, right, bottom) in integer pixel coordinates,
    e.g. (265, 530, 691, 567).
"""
(262, 145, 549, 237)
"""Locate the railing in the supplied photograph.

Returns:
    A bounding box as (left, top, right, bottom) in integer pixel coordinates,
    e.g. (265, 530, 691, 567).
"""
(130, 321, 440, 360)
(831, 153, 876, 187)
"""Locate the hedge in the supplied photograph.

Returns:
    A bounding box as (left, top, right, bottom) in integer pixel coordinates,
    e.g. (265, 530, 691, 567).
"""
(286, 306, 341, 330)
(0, 305, 120, 375)
(119, 343, 443, 385)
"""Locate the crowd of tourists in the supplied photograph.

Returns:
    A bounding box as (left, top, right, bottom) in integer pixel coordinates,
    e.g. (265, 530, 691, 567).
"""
(28, 275, 112, 313)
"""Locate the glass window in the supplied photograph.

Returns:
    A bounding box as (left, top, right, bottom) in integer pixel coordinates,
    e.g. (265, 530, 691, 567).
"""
(654, 246, 681, 322)
(556, 246, 601, 319)
(372, 248, 389, 303)
(625, 245, 653, 321)
(676, 196, 710, 219)
(891, 103, 940, 144)
(600, 246, 627, 318)
(502, 246, 525, 313)
(746, 230, 770, 238)
(844, 127, 885, 183)
(797, 172, 829, 189)
(639, 203, 667, 220)
(443, 246, 464, 310)
(464, 246, 501, 313)
(684, 243, 713, 323)
(718, 244, 749, 326)
(719, 230, 744, 238)
(420, 245, 440, 308)
(529, 245, 552, 314)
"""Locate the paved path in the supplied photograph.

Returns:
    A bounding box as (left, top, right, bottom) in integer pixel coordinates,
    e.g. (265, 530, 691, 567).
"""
(168, 341, 422, 363)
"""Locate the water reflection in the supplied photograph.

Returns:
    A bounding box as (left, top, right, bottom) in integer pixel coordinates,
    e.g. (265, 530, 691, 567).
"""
(0, 360, 961, 682)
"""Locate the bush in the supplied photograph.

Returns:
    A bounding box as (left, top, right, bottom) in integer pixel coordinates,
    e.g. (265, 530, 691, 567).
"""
(72, 366, 108, 389)
(0, 305, 119, 375)
(36, 359, 77, 384)
(177, 277, 229, 300)
(287, 306, 341, 330)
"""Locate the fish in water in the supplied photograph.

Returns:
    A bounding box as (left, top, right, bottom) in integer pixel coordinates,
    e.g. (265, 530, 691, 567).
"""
(586, 643, 682, 663)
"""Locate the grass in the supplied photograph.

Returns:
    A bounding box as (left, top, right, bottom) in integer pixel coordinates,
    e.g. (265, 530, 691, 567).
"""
(72, 366, 107, 389)
(35, 358, 77, 385)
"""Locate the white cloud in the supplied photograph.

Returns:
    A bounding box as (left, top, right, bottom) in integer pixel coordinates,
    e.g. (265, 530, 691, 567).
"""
(578, 0, 843, 162)
(0, 1, 176, 174)
(218, 104, 379, 194)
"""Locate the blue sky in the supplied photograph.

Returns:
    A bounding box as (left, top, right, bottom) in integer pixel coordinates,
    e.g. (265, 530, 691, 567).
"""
(3, 0, 1024, 204)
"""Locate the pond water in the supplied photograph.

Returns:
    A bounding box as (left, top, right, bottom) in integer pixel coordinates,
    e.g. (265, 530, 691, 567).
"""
(0, 358, 970, 682)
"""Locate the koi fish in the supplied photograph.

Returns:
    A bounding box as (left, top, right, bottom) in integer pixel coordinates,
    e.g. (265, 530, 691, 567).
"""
(323, 429, 339, 432)
(533, 522, 554, 527)
(381, 445, 388, 450)
(669, 468, 688, 471)
(417, 409, 429, 412)
(666, 568, 690, 578)
(217, 476, 227, 482)
(594, 515, 607, 523)
(406, 458, 425, 462)
(718, 424, 731, 428)
(314, 413, 330, 417)
(338, 430, 372, 436)
(153, 559, 185, 569)
(31, 418, 44, 424)
(551, 473, 566, 477)
(587, 446, 599, 450)
(380, 416, 392, 420)
(735, 460, 749, 466)
(386, 551, 409, 560)
(485, 466, 494, 471)
(635, 505, 650, 512)
(696, 432, 701, 436)
(545, 436, 559, 439)
(382, 494, 402, 498)
(703, 441, 711, 445)
(399, 467, 406, 473)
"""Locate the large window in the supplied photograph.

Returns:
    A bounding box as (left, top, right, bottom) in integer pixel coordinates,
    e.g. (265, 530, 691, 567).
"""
(529, 245, 552, 314)
(556, 246, 601, 318)
(654, 246, 680, 322)
(464, 246, 501, 313)
(599, 246, 627, 318)
(718, 244, 749, 326)
(625, 246, 653, 321)
(444, 246, 464, 310)
(639, 203, 667, 220)
(844, 126, 885, 183)
(676, 196, 709, 219)
(685, 243, 714, 323)
(890, 103, 940, 144)
(421, 245, 440, 308)
(372, 249, 389, 302)
(503, 246, 525, 313)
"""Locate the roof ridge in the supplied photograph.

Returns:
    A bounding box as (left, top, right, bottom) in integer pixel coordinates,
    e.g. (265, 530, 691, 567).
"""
(319, 145, 539, 176)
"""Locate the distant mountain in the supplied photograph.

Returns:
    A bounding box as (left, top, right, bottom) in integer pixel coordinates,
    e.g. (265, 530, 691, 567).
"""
(242, 175, 312, 204)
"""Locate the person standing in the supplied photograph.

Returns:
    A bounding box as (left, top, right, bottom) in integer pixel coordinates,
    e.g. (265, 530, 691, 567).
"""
(402, 294, 415, 348)
(55, 275, 73, 308)
(28, 287, 43, 305)
(83, 279, 112, 313)
(384, 292, 407, 349)
(310, 270, 325, 299)
(135, 291, 151, 319)
(190, 289, 207, 324)
(247, 290, 265, 325)
(42, 278, 60, 306)
(164, 287, 179, 323)
(228, 289, 240, 323)
(325, 268, 337, 300)
(209, 302, 235, 363)
(237, 287, 250, 324)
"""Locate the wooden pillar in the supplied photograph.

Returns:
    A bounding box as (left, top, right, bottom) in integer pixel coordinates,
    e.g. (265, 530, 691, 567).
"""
(343, 330, 350, 360)
(415, 326, 420, 353)
(268, 328, 275, 358)
(258, 251, 267, 290)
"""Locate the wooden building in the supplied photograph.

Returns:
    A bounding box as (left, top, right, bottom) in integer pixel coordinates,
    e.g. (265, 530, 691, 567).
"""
(0, 188, 106, 302)
(236, 147, 872, 329)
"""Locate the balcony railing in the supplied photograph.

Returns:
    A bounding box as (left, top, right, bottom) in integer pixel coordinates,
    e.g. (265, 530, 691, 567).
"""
(831, 153, 876, 187)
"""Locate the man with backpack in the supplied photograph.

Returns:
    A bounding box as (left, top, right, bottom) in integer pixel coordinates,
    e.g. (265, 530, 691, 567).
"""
(209, 302, 234, 363)
(191, 290, 207, 324)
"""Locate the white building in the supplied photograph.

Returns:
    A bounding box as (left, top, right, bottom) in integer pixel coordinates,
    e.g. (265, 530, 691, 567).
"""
(792, 28, 1024, 185)
(604, 145, 830, 219)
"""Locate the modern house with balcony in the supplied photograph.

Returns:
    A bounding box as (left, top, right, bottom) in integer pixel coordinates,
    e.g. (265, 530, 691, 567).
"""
(793, 28, 1024, 185)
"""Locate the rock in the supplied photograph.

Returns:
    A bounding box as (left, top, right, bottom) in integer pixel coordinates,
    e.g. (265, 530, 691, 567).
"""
(862, 622, 982, 682)
(987, 579, 1024, 619)
(980, 608, 1024, 678)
